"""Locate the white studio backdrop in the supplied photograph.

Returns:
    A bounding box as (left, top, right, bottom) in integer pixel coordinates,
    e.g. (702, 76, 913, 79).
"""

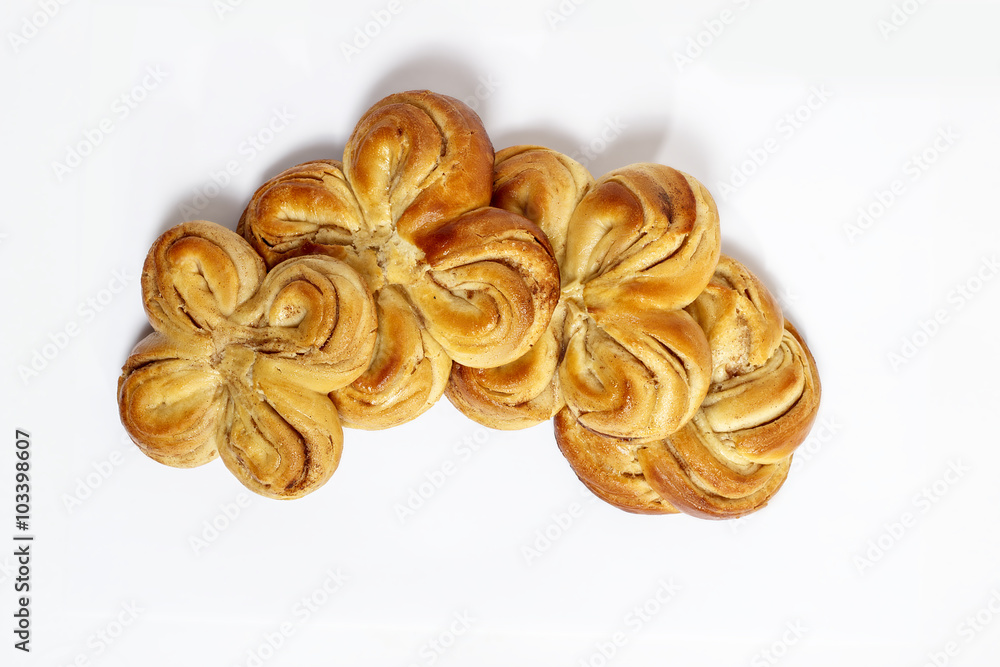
(2, 1, 999, 666)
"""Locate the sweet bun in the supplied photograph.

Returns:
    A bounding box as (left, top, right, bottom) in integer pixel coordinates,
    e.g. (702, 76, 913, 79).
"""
(238, 92, 561, 429)
(118, 221, 377, 499)
(555, 256, 822, 518)
(448, 147, 721, 440)
(120, 90, 823, 519)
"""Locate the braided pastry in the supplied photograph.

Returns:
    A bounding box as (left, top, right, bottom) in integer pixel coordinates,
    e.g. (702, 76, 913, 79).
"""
(238, 92, 560, 430)
(117, 221, 377, 499)
(447, 146, 721, 439)
(555, 256, 822, 518)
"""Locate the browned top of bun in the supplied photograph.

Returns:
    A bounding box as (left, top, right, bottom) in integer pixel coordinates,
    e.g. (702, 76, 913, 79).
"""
(448, 147, 721, 440)
(238, 93, 561, 429)
(556, 256, 821, 519)
(119, 221, 378, 499)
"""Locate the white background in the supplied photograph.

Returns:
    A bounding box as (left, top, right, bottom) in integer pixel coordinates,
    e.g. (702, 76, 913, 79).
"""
(3, 0, 999, 665)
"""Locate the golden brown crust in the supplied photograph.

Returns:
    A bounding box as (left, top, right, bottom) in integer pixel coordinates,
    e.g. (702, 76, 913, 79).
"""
(344, 90, 495, 240)
(446, 305, 566, 430)
(236, 160, 361, 269)
(408, 206, 560, 367)
(332, 286, 452, 430)
(636, 435, 792, 520)
(554, 256, 821, 519)
(444, 146, 594, 428)
(554, 408, 679, 515)
(702, 322, 821, 463)
(118, 332, 222, 469)
(491, 145, 595, 266)
(559, 305, 712, 439)
(684, 254, 784, 384)
(118, 221, 378, 499)
(238, 93, 561, 428)
(125, 89, 823, 518)
(446, 148, 720, 437)
(563, 164, 721, 316)
(143, 221, 267, 342)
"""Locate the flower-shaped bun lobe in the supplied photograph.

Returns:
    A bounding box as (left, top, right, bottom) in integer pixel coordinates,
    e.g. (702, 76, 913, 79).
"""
(563, 163, 721, 316)
(344, 91, 495, 239)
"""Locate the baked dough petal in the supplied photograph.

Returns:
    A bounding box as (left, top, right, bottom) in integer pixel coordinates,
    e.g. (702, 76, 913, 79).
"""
(490, 144, 595, 266)
(333, 285, 452, 430)
(118, 332, 225, 469)
(236, 160, 363, 268)
(564, 164, 721, 315)
(444, 146, 594, 427)
(408, 206, 560, 367)
(237, 255, 378, 390)
(559, 305, 712, 440)
(142, 221, 267, 343)
(445, 305, 566, 430)
(344, 90, 494, 239)
(636, 427, 793, 520)
(221, 361, 344, 500)
(554, 408, 679, 515)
